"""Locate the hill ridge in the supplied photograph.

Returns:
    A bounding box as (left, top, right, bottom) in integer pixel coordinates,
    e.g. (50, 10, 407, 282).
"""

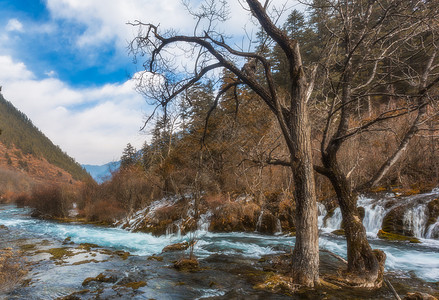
(0, 93, 90, 182)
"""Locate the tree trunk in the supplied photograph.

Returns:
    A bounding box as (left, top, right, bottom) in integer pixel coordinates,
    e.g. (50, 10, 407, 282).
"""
(286, 95, 319, 287)
(324, 153, 385, 287)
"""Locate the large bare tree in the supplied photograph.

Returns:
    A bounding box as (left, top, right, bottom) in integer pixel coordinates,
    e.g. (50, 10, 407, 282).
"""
(262, 0, 439, 287)
(295, 0, 437, 286)
(130, 0, 320, 286)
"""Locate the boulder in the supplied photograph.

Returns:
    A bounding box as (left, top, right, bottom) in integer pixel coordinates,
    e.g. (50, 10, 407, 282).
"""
(382, 205, 412, 236)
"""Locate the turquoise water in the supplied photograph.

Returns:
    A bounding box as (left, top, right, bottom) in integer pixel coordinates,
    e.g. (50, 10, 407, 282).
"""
(1, 204, 438, 283)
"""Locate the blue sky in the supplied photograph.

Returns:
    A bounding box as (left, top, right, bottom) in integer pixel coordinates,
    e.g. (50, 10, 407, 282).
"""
(0, 0, 294, 165)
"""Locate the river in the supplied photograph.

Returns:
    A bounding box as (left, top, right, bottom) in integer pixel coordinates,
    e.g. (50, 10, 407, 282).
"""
(1, 195, 439, 299)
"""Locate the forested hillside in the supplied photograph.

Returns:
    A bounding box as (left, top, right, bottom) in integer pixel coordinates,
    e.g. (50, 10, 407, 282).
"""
(0, 93, 90, 183)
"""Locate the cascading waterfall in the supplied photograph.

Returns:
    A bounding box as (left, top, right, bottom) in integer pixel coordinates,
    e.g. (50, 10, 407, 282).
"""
(255, 209, 264, 232)
(358, 196, 388, 236)
(323, 207, 342, 231)
(403, 204, 427, 238)
(197, 212, 212, 232)
(319, 193, 438, 240)
(274, 218, 282, 235)
(426, 217, 439, 239)
(317, 202, 327, 228)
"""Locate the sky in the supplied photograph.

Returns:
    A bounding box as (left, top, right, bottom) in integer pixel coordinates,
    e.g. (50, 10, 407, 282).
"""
(0, 0, 298, 165)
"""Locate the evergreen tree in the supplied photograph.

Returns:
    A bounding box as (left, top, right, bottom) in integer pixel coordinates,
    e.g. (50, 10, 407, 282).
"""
(120, 143, 138, 169)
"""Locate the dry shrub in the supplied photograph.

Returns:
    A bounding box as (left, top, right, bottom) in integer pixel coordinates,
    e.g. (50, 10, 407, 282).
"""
(27, 184, 66, 218)
(0, 248, 27, 293)
(13, 193, 30, 207)
(86, 200, 125, 223)
(154, 205, 181, 221)
(209, 195, 261, 232)
(204, 194, 227, 210)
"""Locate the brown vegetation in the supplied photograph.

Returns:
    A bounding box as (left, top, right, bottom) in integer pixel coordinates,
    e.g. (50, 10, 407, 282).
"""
(0, 248, 27, 293)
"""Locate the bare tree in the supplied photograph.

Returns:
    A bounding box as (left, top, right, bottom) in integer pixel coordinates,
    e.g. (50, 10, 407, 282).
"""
(130, 0, 320, 286)
(295, 0, 439, 286)
(261, 0, 438, 287)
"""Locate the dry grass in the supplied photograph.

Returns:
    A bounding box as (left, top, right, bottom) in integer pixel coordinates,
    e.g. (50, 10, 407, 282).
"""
(0, 248, 27, 293)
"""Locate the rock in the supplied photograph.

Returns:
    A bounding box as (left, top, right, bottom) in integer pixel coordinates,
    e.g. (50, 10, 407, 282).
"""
(382, 205, 412, 236)
(257, 211, 278, 234)
(173, 257, 199, 271)
(331, 229, 345, 236)
(162, 241, 190, 252)
(253, 274, 298, 294)
(427, 198, 439, 229)
(119, 281, 147, 289)
(82, 273, 117, 286)
(147, 255, 163, 261)
(403, 292, 438, 300)
(62, 236, 74, 245)
(377, 230, 421, 243)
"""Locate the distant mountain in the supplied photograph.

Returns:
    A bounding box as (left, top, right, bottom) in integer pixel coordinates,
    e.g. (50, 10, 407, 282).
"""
(0, 93, 91, 192)
(82, 161, 120, 183)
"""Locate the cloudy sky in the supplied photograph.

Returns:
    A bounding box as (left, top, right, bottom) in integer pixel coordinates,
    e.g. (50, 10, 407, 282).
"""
(0, 0, 298, 165)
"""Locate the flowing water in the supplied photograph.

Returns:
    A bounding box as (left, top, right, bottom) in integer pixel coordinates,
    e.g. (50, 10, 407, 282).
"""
(1, 190, 439, 299)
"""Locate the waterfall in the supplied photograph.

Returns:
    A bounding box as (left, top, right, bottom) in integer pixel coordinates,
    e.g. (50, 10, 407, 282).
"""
(358, 196, 388, 236)
(274, 218, 282, 235)
(324, 207, 342, 230)
(255, 209, 264, 232)
(426, 217, 439, 239)
(317, 202, 327, 228)
(403, 204, 427, 238)
(197, 212, 212, 232)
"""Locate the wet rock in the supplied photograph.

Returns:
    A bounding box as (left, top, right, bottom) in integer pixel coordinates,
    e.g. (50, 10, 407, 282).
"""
(403, 292, 438, 300)
(162, 241, 191, 252)
(253, 274, 298, 294)
(377, 230, 421, 243)
(382, 205, 412, 236)
(257, 211, 278, 234)
(62, 236, 74, 245)
(118, 281, 147, 290)
(331, 229, 345, 236)
(82, 273, 117, 286)
(147, 255, 164, 261)
(114, 250, 130, 260)
(173, 257, 199, 271)
(427, 198, 439, 229)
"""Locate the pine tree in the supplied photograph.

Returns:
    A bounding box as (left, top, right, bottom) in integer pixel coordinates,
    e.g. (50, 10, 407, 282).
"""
(120, 143, 137, 169)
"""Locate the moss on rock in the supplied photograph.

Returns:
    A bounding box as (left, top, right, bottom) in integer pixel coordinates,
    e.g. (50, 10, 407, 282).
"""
(120, 281, 147, 289)
(377, 230, 421, 243)
(173, 257, 199, 271)
(82, 273, 117, 286)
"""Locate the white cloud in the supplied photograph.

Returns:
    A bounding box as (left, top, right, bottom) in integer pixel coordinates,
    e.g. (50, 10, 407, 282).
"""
(6, 19, 24, 32)
(0, 55, 149, 165)
(44, 0, 296, 51)
(45, 70, 57, 77)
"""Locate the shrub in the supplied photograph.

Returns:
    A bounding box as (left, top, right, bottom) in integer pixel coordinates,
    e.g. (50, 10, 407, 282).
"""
(27, 185, 66, 218)
(14, 193, 30, 207)
(86, 200, 125, 223)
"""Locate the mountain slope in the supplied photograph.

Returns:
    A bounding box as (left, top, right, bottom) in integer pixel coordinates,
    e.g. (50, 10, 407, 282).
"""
(0, 93, 91, 183)
(82, 161, 120, 183)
